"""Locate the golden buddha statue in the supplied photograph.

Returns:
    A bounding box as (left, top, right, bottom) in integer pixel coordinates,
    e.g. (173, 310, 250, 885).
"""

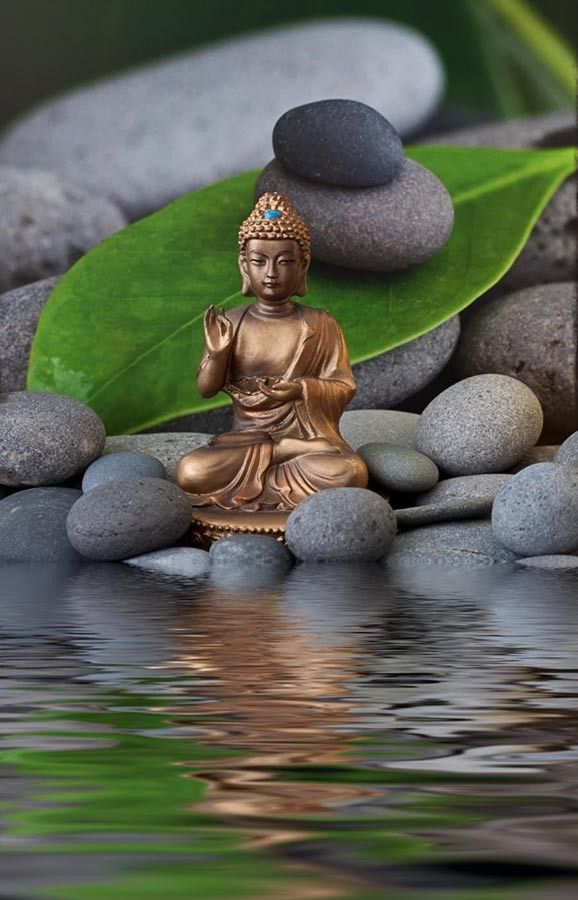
(177, 192, 368, 544)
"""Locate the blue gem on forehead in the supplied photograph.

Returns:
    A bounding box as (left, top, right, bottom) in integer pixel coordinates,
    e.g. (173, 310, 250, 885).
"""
(262, 209, 282, 220)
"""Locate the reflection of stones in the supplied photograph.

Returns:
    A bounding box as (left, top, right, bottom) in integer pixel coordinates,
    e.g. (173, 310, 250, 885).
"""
(454, 283, 577, 440)
(0, 276, 60, 392)
(390, 520, 517, 564)
(351, 318, 460, 409)
(0, 21, 444, 219)
(387, 547, 498, 568)
(417, 474, 513, 505)
(492, 463, 578, 556)
(124, 546, 210, 577)
(359, 442, 438, 493)
(0, 563, 79, 635)
(103, 433, 211, 481)
(0, 488, 82, 564)
(209, 535, 293, 593)
(0, 391, 106, 486)
(339, 410, 420, 451)
(416, 375, 543, 475)
(256, 157, 454, 271)
(0, 167, 125, 293)
(425, 112, 577, 289)
(82, 450, 167, 492)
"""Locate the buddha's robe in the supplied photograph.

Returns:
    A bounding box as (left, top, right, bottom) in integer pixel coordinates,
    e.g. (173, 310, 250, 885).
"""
(177, 302, 368, 511)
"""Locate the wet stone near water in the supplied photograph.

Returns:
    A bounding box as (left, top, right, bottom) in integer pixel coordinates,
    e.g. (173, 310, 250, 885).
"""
(390, 519, 517, 564)
(124, 546, 210, 577)
(515, 554, 578, 570)
(0, 487, 82, 564)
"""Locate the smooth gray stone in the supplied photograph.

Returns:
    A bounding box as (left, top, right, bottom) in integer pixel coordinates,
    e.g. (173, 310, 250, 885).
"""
(395, 496, 492, 528)
(425, 112, 577, 290)
(0, 167, 125, 293)
(0, 487, 82, 563)
(387, 548, 498, 569)
(417, 473, 512, 506)
(416, 374, 543, 475)
(359, 442, 439, 493)
(124, 547, 210, 577)
(351, 317, 460, 409)
(511, 445, 559, 472)
(492, 463, 578, 556)
(0, 276, 60, 392)
(0, 21, 443, 220)
(82, 450, 167, 492)
(210, 534, 293, 570)
(339, 410, 420, 451)
(255, 157, 454, 272)
(285, 487, 396, 562)
(103, 433, 211, 482)
(66, 477, 192, 562)
(454, 283, 577, 439)
(555, 431, 578, 467)
(0, 391, 106, 487)
(515, 555, 578, 571)
(273, 99, 403, 187)
(391, 519, 517, 563)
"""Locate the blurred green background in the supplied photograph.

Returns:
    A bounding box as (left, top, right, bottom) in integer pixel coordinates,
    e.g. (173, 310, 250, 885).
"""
(0, 0, 575, 130)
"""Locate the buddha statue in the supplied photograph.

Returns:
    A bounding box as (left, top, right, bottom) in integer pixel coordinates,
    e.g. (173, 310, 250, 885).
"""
(176, 192, 368, 542)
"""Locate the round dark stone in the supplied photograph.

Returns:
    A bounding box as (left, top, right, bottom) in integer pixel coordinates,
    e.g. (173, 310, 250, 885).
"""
(0, 487, 82, 564)
(273, 99, 403, 187)
(66, 477, 192, 561)
(82, 450, 167, 492)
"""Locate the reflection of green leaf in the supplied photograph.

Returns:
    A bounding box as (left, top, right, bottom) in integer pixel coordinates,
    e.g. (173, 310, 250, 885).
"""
(27, 146, 575, 435)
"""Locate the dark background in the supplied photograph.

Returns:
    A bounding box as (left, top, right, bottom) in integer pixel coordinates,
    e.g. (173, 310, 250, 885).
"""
(0, 0, 575, 131)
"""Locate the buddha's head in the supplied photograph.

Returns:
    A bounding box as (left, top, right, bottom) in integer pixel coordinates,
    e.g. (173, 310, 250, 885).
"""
(238, 193, 311, 302)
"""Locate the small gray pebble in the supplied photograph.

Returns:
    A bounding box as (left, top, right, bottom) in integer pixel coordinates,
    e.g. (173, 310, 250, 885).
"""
(339, 410, 420, 452)
(515, 554, 578, 571)
(511, 445, 559, 472)
(395, 497, 492, 528)
(285, 487, 396, 562)
(555, 431, 578, 467)
(454, 283, 577, 439)
(0, 276, 60, 393)
(0, 487, 82, 564)
(416, 374, 543, 475)
(66, 477, 192, 561)
(492, 463, 578, 556)
(103, 433, 211, 482)
(0, 167, 125, 293)
(82, 451, 167, 492)
(351, 317, 460, 409)
(0, 391, 106, 487)
(417, 474, 513, 506)
(273, 99, 403, 187)
(387, 548, 498, 569)
(391, 519, 516, 564)
(359, 443, 439, 493)
(255, 157, 454, 272)
(210, 534, 293, 570)
(124, 546, 210, 577)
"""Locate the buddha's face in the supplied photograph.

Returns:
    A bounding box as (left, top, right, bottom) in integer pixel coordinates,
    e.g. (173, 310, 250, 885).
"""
(239, 238, 309, 301)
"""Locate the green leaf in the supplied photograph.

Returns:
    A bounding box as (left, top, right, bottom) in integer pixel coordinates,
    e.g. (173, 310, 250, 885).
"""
(27, 146, 575, 435)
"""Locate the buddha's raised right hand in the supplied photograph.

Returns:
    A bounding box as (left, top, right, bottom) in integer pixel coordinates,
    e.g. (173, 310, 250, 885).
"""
(204, 305, 234, 356)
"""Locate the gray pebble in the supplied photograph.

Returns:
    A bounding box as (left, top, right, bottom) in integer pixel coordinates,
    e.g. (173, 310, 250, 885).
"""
(555, 431, 578, 467)
(103, 433, 211, 482)
(416, 474, 513, 506)
(255, 157, 454, 271)
(511, 445, 559, 472)
(273, 99, 403, 187)
(0, 276, 60, 392)
(416, 374, 543, 475)
(492, 463, 578, 556)
(359, 443, 439, 493)
(66, 477, 192, 561)
(386, 548, 498, 569)
(339, 410, 420, 451)
(285, 487, 396, 562)
(0, 391, 106, 487)
(210, 534, 293, 570)
(395, 497, 493, 529)
(0, 487, 82, 563)
(351, 317, 460, 409)
(425, 112, 576, 289)
(82, 451, 167, 492)
(515, 555, 578, 571)
(454, 283, 577, 439)
(124, 547, 210, 577)
(0, 21, 443, 220)
(0, 167, 125, 293)
(391, 519, 517, 564)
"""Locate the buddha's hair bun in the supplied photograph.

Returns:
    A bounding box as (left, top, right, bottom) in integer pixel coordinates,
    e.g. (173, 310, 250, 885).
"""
(238, 192, 311, 260)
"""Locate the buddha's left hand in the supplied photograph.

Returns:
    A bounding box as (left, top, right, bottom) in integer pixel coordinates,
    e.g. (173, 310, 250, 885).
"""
(258, 378, 303, 401)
